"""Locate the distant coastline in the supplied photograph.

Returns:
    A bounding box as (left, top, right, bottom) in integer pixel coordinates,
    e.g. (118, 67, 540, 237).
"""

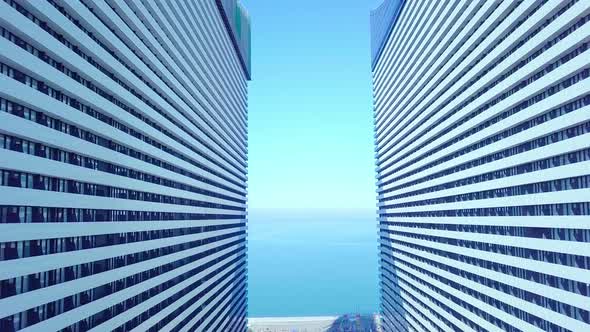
(248, 315, 381, 332)
(249, 315, 339, 323)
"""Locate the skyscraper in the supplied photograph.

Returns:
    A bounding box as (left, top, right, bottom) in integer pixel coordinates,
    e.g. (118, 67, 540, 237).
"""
(0, 0, 250, 331)
(371, 1, 590, 331)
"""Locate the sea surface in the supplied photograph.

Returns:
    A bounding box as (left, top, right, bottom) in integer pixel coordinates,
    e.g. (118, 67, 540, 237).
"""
(247, 208, 379, 317)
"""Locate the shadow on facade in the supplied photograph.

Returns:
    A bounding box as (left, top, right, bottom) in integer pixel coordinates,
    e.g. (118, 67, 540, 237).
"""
(379, 242, 410, 331)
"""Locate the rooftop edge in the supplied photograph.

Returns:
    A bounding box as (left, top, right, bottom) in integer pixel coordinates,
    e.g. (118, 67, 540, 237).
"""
(216, 0, 252, 80)
(370, 0, 405, 70)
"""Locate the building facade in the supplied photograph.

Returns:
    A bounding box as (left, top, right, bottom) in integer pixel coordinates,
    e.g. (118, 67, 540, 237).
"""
(0, 0, 250, 331)
(371, 1, 590, 331)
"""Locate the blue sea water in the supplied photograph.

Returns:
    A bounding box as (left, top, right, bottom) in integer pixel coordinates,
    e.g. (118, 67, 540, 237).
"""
(247, 208, 379, 317)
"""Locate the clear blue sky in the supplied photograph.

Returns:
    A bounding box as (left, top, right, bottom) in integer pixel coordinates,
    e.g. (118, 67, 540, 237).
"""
(242, 0, 380, 209)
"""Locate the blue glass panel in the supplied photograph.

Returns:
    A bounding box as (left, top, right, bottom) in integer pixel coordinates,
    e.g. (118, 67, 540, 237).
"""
(370, 0, 405, 68)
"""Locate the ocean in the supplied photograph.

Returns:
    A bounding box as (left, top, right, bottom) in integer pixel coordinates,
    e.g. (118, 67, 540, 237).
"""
(247, 208, 379, 317)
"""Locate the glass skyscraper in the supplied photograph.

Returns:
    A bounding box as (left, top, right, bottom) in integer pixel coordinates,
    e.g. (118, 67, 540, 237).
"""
(371, 1, 590, 331)
(0, 0, 250, 331)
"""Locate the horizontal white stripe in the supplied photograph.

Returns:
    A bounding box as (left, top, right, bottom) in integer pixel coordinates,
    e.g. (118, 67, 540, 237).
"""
(374, 0, 514, 126)
(379, 53, 590, 182)
(0, 149, 244, 208)
(0, 228, 244, 279)
(374, 0, 448, 110)
(193, 280, 241, 332)
(378, 76, 590, 190)
(375, 0, 514, 130)
(0, 82, 244, 198)
(0, 86, 244, 198)
(381, 266, 472, 332)
(383, 239, 590, 310)
(382, 255, 545, 332)
(128, 263, 245, 332)
(380, 234, 590, 284)
(377, 2, 589, 158)
(384, 225, 590, 256)
(383, 248, 589, 331)
(381, 160, 590, 206)
(0, 186, 244, 215)
(383, 188, 590, 213)
(0, 219, 243, 242)
(20, 245, 245, 332)
(380, 287, 436, 332)
(373, 0, 506, 111)
(0, 237, 244, 317)
(96, 260, 246, 332)
(372, 0, 473, 116)
(381, 265, 496, 332)
(380, 215, 590, 229)
(159, 271, 242, 331)
(141, 0, 246, 150)
(20, 0, 247, 166)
